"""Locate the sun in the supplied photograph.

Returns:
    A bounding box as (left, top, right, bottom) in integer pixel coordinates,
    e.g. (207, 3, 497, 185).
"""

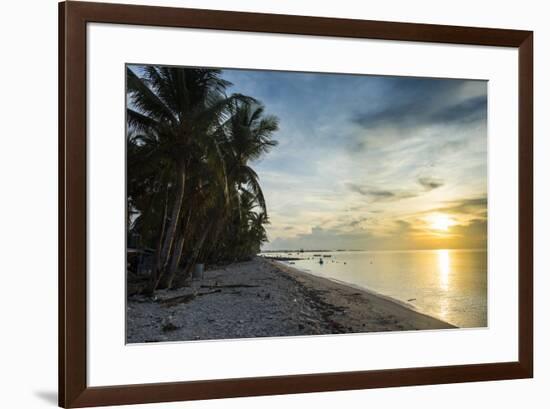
(429, 214, 454, 231)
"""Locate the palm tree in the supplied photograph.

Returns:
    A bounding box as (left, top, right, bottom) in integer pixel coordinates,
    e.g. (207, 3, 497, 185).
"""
(127, 65, 278, 292)
(224, 102, 279, 213)
(128, 66, 237, 289)
(159, 141, 231, 288)
(198, 102, 278, 264)
(166, 102, 279, 286)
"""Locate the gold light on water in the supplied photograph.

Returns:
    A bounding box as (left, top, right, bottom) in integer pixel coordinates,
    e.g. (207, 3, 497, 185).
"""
(437, 249, 450, 291)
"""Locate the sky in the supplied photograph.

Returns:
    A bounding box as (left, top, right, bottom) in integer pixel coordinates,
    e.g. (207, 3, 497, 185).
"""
(223, 69, 488, 251)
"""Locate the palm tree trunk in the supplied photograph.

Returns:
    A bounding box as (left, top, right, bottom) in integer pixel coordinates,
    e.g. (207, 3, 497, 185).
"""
(160, 231, 185, 289)
(150, 187, 170, 284)
(173, 221, 213, 287)
(161, 207, 193, 289)
(152, 163, 186, 291)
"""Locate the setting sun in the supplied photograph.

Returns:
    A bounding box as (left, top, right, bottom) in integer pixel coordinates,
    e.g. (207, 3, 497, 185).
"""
(429, 214, 454, 231)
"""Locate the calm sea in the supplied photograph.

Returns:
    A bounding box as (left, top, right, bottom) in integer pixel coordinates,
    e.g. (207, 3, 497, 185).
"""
(264, 249, 487, 328)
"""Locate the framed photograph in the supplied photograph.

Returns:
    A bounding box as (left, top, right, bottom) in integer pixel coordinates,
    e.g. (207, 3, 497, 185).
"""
(59, 1, 533, 407)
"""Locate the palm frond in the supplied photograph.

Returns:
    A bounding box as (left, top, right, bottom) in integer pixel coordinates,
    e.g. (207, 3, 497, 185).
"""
(127, 67, 177, 124)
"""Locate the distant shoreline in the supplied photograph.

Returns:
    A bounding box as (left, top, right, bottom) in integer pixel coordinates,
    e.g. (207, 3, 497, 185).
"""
(127, 257, 454, 343)
(261, 248, 487, 253)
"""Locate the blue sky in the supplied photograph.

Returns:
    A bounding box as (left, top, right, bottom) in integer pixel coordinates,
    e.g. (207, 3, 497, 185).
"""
(222, 68, 487, 251)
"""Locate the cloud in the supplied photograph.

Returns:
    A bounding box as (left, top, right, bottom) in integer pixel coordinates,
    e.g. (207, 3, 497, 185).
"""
(347, 178, 445, 202)
(346, 183, 418, 202)
(394, 219, 414, 232)
(450, 218, 487, 241)
(418, 177, 444, 191)
(266, 216, 487, 251)
(352, 77, 487, 131)
(430, 197, 487, 217)
(348, 216, 369, 228)
(430, 95, 487, 125)
(268, 225, 374, 251)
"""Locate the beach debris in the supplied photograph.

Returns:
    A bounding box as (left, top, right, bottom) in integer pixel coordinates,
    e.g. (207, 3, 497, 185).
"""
(264, 256, 303, 261)
(200, 284, 259, 289)
(159, 293, 197, 307)
(161, 316, 178, 332)
(159, 289, 222, 307)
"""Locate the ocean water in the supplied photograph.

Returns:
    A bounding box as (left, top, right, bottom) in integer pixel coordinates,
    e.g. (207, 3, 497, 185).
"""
(264, 249, 487, 328)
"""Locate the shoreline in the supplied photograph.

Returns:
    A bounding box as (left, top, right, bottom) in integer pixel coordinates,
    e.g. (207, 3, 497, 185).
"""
(127, 257, 454, 343)
(272, 260, 420, 312)
(268, 259, 455, 332)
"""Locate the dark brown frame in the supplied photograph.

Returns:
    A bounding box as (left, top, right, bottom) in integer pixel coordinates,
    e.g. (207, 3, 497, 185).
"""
(59, 1, 533, 407)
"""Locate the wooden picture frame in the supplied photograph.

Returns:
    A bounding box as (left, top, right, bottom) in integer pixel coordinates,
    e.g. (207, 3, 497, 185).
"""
(59, 1, 533, 407)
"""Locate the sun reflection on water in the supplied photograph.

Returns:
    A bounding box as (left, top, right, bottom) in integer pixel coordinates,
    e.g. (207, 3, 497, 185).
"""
(437, 249, 450, 291)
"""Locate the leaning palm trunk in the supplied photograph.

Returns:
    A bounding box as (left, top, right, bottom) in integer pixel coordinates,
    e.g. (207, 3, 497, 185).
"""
(160, 208, 193, 289)
(149, 187, 170, 287)
(159, 231, 185, 289)
(173, 221, 213, 288)
(152, 164, 186, 291)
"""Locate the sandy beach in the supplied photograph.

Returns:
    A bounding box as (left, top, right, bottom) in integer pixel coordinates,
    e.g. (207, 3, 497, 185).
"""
(127, 257, 454, 343)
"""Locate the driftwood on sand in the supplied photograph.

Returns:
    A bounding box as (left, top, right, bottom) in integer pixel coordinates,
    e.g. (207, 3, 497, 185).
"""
(158, 289, 222, 307)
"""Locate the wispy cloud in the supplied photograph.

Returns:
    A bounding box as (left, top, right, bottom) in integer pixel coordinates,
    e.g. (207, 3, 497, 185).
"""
(346, 177, 445, 203)
(429, 197, 487, 217)
(346, 183, 418, 202)
(418, 177, 444, 191)
(352, 77, 487, 132)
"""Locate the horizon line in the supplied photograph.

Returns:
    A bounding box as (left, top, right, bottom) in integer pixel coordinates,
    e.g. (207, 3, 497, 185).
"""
(260, 247, 487, 253)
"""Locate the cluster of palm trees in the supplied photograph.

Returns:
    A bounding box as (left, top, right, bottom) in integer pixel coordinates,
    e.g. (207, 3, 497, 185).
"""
(127, 65, 278, 292)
